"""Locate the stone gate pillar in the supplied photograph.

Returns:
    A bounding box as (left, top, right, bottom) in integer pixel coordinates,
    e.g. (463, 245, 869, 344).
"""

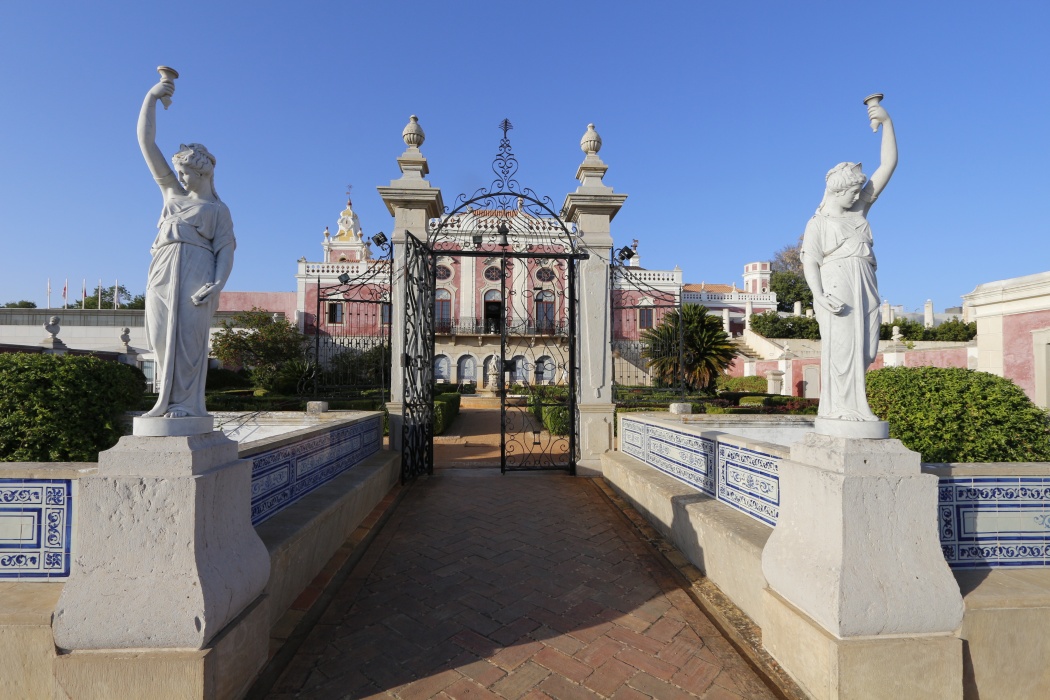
(563, 124, 627, 476)
(378, 116, 444, 451)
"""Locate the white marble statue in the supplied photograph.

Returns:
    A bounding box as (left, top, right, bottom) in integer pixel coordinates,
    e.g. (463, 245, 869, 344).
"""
(801, 95, 896, 429)
(137, 73, 235, 419)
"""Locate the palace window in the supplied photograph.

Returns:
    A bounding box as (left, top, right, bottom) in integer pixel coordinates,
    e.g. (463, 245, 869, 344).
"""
(484, 266, 502, 282)
(536, 290, 555, 333)
(536, 267, 555, 282)
(639, 307, 654, 329)
(435, 289, 452, 332)
(436, 265, 452, 280)
(327, 302, 344, 324)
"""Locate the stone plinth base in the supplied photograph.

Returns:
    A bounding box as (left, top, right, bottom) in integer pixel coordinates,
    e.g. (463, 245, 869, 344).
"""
(53, 434, 270, 651)
(762, 433, 963, 637)
(763, 588, 961, 700)
(53, 594, 269, 700)
(577, 403, 615, 476)
(814, 416, 889, 439)
(133, 415, 215, 437)
(669, 402, 692, 415)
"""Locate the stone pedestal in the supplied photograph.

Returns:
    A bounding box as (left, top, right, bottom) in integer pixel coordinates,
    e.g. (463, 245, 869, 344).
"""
(576, 404, 615, 475)
(763, 589, 962, 700)
(760, 433, 964, 698)
(53, 432, 271, 651)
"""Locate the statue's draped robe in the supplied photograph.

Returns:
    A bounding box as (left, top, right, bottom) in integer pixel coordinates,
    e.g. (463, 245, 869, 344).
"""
(145, 180, 235, 417)
(801, 191, 880, 421)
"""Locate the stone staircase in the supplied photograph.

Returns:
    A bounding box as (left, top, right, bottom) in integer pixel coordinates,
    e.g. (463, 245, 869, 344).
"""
(731, 337, 761, 359)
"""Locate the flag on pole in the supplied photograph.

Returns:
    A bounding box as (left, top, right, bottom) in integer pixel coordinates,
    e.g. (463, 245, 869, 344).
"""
(82, 279, 87, 307)
(114, 279, 119, 309)
(62, 279, 68, 309)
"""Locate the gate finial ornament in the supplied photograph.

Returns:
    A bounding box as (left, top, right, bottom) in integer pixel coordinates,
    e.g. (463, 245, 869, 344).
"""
(402, 115, 425, 149)
(580, 123, 602, 156)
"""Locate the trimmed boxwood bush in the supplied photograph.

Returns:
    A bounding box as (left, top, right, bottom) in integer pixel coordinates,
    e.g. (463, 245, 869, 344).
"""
(205, 367, 252, 391)
(434, 392, 462, 435)
(0, 353, 145, 462)
(866, 367, 1050, 462)
(717, 375, 768, 393)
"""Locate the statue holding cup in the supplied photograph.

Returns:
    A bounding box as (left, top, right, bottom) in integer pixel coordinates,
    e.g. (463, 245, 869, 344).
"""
(801, 95, 897, 436)
(137, 68, 235, 422)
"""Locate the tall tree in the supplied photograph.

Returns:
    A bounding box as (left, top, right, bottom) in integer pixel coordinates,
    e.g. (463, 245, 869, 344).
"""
(769, 270, 813, 312)
(2, 300, 37, 308)
(210, 309, 308, 391)
(641, 305, 737, 391)
(771, 237, 804, 274)
(69, 284, 145, 310)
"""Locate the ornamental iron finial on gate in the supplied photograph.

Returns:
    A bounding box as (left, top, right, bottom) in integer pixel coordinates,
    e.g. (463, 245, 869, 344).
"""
(492, 118, 518, 194)
(429, 119, 575, 250)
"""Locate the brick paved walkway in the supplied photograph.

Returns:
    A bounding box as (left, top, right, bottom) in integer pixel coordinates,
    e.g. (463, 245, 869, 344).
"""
(264, 472, 777, 699)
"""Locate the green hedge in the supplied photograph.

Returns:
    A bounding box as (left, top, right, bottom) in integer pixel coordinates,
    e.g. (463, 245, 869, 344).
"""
(205, 367, 252, 390)
(716, 375, 768, 393)
(867, 367, 1050, 462)
(434, 393, 462, 435)
(0, 354, 145, 462)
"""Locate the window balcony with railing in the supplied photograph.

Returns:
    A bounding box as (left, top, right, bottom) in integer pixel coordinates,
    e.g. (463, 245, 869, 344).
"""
(434, 317, 568, 338)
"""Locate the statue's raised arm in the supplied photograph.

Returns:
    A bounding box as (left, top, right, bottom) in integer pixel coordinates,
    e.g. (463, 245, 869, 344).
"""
(137, 71, 179, 193)
(861, 94, 898, 207)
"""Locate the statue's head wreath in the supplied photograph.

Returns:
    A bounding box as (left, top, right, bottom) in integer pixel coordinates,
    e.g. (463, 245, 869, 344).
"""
(824, 162, 867, 194)
(172, 143, 219, 200)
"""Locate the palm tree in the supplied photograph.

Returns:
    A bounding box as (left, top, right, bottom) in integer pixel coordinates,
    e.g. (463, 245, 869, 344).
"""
(641, 305, 737, 391)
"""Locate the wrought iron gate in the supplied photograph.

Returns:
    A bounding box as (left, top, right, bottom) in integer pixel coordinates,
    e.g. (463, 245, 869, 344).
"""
(312, 246, 392, 401)
(401, 118, 584, 475)
(610, 252, 684, 402)
(402, 231, 436, 481)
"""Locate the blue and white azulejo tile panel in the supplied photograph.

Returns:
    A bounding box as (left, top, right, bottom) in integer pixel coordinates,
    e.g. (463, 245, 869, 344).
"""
(938, 476, 1050, 568)
(621, 418, 716, 496)
(249, 416, 382, 525)
(0, 479, 74, 580)
(716, 442, 780, 527)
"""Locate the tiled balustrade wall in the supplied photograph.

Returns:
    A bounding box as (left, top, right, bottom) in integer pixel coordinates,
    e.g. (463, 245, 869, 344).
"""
(0, 478, 74, 580)
(0, 412, 383, 581)
(621, 414, 1050, 569)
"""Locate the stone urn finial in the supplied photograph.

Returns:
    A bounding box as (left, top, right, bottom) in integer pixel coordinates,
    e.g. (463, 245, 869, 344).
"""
(580, 123, 602, 156)
(402, 115, 425, 149)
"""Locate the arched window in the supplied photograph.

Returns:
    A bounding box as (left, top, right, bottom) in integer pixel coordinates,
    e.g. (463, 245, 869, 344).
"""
(483, 289, 502, 334)
(510, 354, 528, 384)
(435, 289, 452, 333)
(536, 356, 556, 384)
(535, 290, 555, 334)
(434, 354, 451, 382)
(457, 355, 476, 382)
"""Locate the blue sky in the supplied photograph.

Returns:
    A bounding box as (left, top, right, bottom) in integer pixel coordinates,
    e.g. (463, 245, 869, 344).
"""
(1, 1, 1047, 314)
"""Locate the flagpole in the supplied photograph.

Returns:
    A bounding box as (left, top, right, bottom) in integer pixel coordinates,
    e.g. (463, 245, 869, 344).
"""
(82, 279, 86, 308)
(47, 278, 51, 309)
(114, 279, 118, 310)
(98, 279, 102, 311)
(63, 278, 67, 310)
